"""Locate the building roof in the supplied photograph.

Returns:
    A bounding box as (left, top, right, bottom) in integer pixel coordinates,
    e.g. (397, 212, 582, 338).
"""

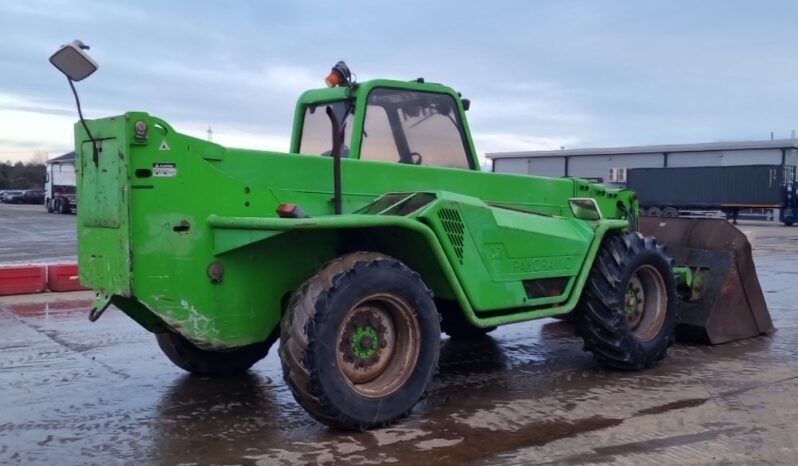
(47, 151, 75, 164)
(486, 139, 798, 160)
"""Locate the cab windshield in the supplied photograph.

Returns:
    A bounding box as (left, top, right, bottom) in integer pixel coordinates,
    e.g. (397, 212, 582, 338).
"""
(360, 88, 473, 169)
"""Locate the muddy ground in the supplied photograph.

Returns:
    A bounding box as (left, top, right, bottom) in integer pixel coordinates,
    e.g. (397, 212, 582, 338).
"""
(1, 204, 797, 464)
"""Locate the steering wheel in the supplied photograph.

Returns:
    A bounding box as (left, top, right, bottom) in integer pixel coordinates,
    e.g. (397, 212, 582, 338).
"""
(408, 152, 423, 165)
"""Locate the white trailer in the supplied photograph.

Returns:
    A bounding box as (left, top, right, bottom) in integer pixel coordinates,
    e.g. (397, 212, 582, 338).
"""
(45, 152, 77, 214)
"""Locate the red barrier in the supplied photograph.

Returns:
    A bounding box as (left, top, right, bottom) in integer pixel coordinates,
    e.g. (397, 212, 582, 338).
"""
(46, 263, 90, 292)
(0, 264, 47, 296)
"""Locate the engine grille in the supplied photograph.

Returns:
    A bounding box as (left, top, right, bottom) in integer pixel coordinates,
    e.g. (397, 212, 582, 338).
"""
(437, 208, 465, 264)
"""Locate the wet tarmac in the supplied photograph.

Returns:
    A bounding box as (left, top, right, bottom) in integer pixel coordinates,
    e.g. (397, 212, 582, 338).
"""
(0, 203, 76, 263)
(1, 223, 797, 464)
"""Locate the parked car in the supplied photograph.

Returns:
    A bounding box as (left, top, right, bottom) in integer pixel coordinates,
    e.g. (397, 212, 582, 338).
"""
(1, 190, 24, 203)
(22, 190, 45, 204)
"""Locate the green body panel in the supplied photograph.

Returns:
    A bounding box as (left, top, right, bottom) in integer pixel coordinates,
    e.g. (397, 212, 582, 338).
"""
(75, 79, 636, 349)
(75, 120, 132, 308)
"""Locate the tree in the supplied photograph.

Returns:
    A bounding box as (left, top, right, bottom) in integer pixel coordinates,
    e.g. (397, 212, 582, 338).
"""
(30, 151, 48, 165)
(0, 160, 46, 190)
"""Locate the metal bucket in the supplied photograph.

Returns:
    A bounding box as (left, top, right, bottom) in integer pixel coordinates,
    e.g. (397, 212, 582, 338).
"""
(639, 217, 774, 344)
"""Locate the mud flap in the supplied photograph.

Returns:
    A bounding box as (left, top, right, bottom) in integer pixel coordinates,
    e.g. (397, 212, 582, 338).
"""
(639, 217, 774, 344)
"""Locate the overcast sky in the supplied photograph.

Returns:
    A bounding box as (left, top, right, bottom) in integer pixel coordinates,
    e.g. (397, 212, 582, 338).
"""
(2, 0, 798, 164)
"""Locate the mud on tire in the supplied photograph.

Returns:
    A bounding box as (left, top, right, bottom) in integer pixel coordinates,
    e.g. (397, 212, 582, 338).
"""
(279, 252, 440, 430)
(576, 232, 677, 370)
(156, 330, 273, 376)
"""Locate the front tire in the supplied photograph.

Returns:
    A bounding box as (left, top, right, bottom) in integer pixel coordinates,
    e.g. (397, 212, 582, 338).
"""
(576, 232, 677, 370)
(156, 331, 272, 376)
(279, 252, 440, 430)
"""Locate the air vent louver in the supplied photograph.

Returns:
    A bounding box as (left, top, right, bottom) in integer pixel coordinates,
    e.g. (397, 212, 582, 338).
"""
(437, 208, 465, 264)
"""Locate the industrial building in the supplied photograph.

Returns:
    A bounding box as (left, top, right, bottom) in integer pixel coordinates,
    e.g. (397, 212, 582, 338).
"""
(488, 139, 798, 186)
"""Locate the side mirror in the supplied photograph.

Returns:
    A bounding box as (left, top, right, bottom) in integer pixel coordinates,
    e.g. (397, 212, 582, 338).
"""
(49, 40, 97, 82)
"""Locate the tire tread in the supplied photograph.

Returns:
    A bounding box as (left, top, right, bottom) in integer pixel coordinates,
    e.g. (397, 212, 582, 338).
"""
(577, 231, 677, 370)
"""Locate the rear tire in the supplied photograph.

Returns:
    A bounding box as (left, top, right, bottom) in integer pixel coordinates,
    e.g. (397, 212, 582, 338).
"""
(156, 331, 272, 376)
(785, 219, 795, 226)
(662, 207, 679, 217)
(57, 197, 70, 214)
(646, 207, 662, 217)
(279, 252, 440, 430)
(439, 300, 496, 338)
(576, 232, 677, 370)
(551, 310, 577, 322)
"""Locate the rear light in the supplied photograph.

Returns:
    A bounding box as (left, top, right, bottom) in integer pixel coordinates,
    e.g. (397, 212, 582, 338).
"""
(277, 203, 310, 219)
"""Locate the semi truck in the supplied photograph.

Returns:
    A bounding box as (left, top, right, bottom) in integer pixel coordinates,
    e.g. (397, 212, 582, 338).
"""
(45, 152, 77, 214)
(628, 165, 797, 225)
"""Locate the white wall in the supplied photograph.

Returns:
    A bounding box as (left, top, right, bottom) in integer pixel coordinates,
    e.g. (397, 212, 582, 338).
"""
(492, 158, 529, 175)
(568, 153, 664, 181)
(494, 157, 567, 177)
(527, 157, 567, 177)
(668, 149, 782, 167)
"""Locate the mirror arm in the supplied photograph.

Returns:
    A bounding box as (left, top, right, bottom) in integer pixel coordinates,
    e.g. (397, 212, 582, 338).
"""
(68, 78, 99, 166)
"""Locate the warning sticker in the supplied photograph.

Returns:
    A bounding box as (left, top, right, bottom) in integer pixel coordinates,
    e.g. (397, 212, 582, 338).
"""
(153, 162, 177, 177)
(159, 140, 171, 151)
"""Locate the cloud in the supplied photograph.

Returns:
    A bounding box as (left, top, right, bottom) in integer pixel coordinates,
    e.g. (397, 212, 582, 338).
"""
(179, 121, 290, 153)
(0, 0, 144, 21)
(473, 132, 579, 155)
(2, 0, 798, 164)
(0, 108, 74, 161)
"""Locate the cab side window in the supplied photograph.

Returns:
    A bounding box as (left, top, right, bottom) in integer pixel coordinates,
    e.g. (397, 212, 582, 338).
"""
(299, 101, 354, 156)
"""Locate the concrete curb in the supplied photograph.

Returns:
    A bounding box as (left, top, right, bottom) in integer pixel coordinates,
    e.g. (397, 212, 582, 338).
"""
(0, 262, 89, 296)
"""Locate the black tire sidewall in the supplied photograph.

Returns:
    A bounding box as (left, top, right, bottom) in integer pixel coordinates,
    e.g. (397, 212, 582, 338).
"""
(309, 263, 440, 426)
(156, 331, 272, 375)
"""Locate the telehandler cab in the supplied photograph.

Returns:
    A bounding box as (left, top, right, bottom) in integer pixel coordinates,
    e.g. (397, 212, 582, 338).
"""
(50, 44, 773, 430)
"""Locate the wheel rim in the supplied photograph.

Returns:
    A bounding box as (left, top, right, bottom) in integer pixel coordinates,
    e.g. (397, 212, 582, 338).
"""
(336, 293, 420, 398)
(625, 265, 668, 341)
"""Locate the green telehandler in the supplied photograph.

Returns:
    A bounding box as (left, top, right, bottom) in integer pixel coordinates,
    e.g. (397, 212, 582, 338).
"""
(50, 44, 773, 430)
